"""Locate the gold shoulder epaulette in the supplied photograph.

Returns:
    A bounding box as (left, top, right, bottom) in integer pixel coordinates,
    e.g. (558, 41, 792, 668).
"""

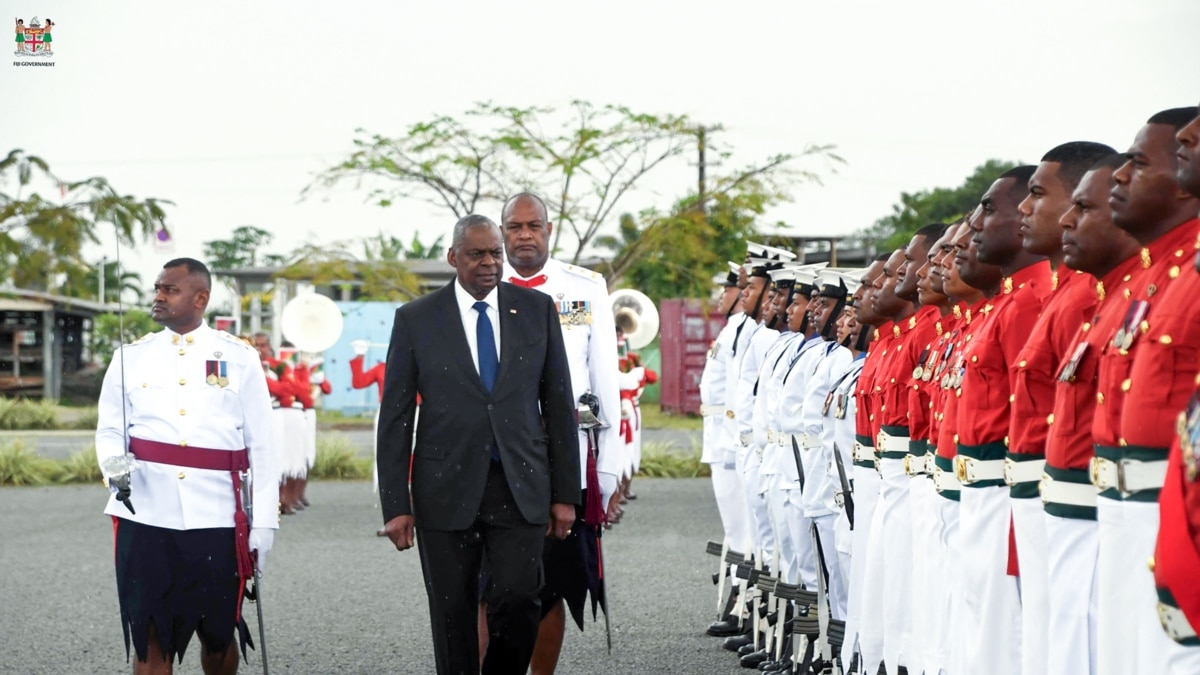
(561, 262, 606, 284)
(217, 330, 255, 350)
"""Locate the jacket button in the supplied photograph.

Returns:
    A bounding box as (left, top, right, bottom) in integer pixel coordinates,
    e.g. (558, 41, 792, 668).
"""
(179, 378, 186, 386)
(177, 472, 185, 479)
(179, 409, 187, 416)
(487, 404, 494, 411)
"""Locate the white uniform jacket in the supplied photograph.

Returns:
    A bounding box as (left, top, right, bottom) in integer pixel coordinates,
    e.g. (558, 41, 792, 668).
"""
(700, 315, 741, 463)
(822, 356, 865, 515)
(735, 325, 779, 457)
(799, 343, 852, 517)
(776, 336, 837, 488)
(96, 323, 279, 531)
(508, 258, 622, 484)
(754, 332, 805, 479)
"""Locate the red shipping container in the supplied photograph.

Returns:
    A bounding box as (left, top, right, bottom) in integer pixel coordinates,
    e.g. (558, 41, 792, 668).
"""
(659, 299, 727, 416)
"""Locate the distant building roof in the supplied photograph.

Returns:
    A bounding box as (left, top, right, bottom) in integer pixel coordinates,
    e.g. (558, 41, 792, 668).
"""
(0, 288, 122, 316)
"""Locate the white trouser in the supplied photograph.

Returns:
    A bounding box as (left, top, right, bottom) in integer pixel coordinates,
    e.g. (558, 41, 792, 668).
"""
(709, 460, 751, 558)
(932, 494, 963, 675)
(834, 503, 853, 603)
(842, 466, 881, 669)
(855, 467, 888, 673)
(766, 473, 798, 583)
(303, 408, 317, 467)
(1044, 513, 1098, 675)
(959, 485, 1021, 674)
(909, 475, 940, 675)
(878, 458, 913, 673)
(737, 447, 775, 559)
(1097, 498, 1195, 675)
(784, 486, 818, 590)
(1167, 646, 1200, 674)
(1011, 496, 1048, 675)
(811, 513, 846, 620)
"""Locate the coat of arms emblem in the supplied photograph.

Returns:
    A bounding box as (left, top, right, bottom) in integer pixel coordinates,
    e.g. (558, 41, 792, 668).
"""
(14, 16, 54, 57)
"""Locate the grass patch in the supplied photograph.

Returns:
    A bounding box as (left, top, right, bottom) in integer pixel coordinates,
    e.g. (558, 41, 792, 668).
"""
(0, 399, 60, 430)
(309, 434, 372, 480)
(0, 440, 62, 485)
(55, 447, 103, 484)
(638, 403, 701, 432)
(65, 407, 99, 431)
(316, 409, 375, 428)
(636, 440, 710, 478)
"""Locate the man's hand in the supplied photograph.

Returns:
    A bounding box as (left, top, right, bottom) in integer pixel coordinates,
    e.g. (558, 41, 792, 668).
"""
(249, 528, 274, 573)
(547, 503, 574, 539)
(377, 515, 416, 551)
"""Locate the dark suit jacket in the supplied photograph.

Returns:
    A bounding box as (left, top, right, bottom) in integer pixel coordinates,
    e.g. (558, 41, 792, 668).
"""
(377, 282, 581, 531)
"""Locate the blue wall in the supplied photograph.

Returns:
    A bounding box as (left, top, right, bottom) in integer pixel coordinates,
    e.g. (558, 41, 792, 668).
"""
(322, 301, 400, 415)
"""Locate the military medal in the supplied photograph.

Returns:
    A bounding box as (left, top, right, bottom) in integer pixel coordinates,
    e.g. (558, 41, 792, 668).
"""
(205, 360, 228, 388)
(1113, 301, 1150, 351)
(1182, 394, 1200, 481)
(822, 391, 835, 416)
(835, 393, 848, 419)
(1057, 341, 1089, 383)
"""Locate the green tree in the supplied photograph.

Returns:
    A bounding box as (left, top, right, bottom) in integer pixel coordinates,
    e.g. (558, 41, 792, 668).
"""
(89, 310, 159, 367)
(362, 231, 445, 261)
(203, 225, 277, 270)
(595, 150, 833, 299)
(861, 159, 1020, 250)
(59, 259, 144, 304)
(305, 100, 702, 264)
(0, 149, 170, 294)
(276, 241, 424, 302)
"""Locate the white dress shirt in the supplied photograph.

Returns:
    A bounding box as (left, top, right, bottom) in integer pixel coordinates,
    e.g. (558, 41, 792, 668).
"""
(454, 280, 501, 372)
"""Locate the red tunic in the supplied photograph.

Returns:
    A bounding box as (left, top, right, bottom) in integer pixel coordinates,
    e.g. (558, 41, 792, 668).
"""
(878, 305, 940, 442)
(1094, 219, 1200, 452)
(1154, 388, 1200, 636)
(936, 300, 988, 462)
(925, 304, 966, 450)
(1045, 254, 1144, 473)
(856, 321, 895, 449)
(1010, 270, 1094, 457)
(1122, 221, 1200, 450)
(958, 261, 1054, 450)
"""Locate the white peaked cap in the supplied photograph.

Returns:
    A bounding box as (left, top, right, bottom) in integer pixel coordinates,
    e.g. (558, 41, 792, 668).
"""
(769, 266, 797, 282)
(746, 242, 767, 257)
(728, 261, 742, 275)
(763, 245, 798, 262)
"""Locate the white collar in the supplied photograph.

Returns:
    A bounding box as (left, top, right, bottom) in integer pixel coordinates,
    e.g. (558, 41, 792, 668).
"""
(455, 279, 499, 314)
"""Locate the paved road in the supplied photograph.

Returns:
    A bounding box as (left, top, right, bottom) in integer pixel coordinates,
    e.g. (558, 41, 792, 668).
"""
(0, 476, 738, 674)
(10, 427, 701, 461)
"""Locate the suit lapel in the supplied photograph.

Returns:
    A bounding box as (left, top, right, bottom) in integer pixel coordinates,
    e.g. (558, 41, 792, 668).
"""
(493, 284, 520, 392)
(433, 283, 486, 392)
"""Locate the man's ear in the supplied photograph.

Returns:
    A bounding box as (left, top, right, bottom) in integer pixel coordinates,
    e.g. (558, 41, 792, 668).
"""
(447, 247, 458, 269)
(545, 221, 553, 240)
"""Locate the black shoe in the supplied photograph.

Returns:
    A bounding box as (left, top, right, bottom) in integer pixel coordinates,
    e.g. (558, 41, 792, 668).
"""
(740, 650, 770, 668)
(761, 658, 793, 674)
(738, 642, 758, 657)
(706, 618, 742, 637)
(723, 633, 754, 652)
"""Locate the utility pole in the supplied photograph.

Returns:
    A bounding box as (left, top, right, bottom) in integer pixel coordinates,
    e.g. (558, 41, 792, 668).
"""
(692, 125, 721, 213)
(99, 256, 107, 304)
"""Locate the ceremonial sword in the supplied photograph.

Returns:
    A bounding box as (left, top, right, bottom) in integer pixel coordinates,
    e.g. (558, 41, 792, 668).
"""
(99, 230, 136, 513)
(241, 475, 270, 675)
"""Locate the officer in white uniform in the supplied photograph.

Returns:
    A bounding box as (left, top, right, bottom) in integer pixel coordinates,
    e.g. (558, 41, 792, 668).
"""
(799, 269, 855, 619)
(501, 193, 622, 667)
(96, 258, 277, 670)
(701, 262, 753, 638)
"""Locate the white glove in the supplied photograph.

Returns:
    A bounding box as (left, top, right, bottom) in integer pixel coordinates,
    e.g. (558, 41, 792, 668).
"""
(351, 339, 370, 356)
(598, 471, 619, 510)
(249, 528, 274, 573)
(310, 370, 326, 385)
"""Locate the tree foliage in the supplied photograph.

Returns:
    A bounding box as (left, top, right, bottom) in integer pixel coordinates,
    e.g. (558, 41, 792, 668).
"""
(306, 100, 705, 264)
(595, 149, 835, 300)
(89, 310, 159, 367)
(362, 231, 445, 261)
(0, 149, 170, 295)
(59, 259, 144, 305)
(204, 225, 279, 270)
(275, 241, 424, 302)
(861, 159, 1020, 250)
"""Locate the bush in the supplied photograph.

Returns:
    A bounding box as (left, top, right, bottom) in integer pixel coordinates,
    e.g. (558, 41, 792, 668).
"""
(636, 440, 710, 478)
(54, 447, 103, 484)
(309, 434, 372, 480)
(0, 399, 60, 430)
(0, 440, 61, 485)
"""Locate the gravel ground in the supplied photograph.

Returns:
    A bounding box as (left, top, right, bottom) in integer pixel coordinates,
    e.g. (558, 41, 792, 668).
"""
(0, 476, 740, 674)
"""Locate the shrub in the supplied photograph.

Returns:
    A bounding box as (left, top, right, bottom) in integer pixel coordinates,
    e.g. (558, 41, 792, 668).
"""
(0, 440, 60, 485)
(309, 434, 372, 480)
(636, 440, 711, 478)
(55, 447, 104, 484)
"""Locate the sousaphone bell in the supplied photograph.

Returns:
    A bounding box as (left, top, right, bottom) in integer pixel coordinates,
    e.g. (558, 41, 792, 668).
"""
(610, 289, 660, 350)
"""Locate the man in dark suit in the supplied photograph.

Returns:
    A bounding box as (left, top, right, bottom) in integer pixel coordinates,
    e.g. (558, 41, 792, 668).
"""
(376, 214, 581, 675)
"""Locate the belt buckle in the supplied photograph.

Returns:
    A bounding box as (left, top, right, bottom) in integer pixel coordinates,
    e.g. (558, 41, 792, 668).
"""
(954, 455, 969, 483)
(1089, 456, 1104, 489)
(1158, 602, 1177, 640)
(1039, 472, 1050, 504)
(726, 410, 735, 419)
(1003, 457, 1016, 486)
(1116, 458, 1132, 497)
(834, 491, 845, 507)
(903, 455, 913, 476)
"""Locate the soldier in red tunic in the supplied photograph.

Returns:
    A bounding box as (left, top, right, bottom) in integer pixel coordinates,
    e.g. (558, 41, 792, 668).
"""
(1088, 107, 1200, 675)
(1150, 105, 1200, 674)
(1006, 141, 1116, 675)
(956, 166, 1054, 675)
(1041, 153, 1142, 675)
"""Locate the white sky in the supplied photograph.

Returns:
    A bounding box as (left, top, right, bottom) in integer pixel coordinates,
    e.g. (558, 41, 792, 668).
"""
(3, 0, 1198, 304)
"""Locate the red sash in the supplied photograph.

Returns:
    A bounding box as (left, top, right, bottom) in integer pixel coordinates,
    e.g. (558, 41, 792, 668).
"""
(129, 437, 255, 580)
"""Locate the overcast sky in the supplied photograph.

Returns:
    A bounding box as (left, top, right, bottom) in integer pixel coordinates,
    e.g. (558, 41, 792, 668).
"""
(3, 0, 1198, 301)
